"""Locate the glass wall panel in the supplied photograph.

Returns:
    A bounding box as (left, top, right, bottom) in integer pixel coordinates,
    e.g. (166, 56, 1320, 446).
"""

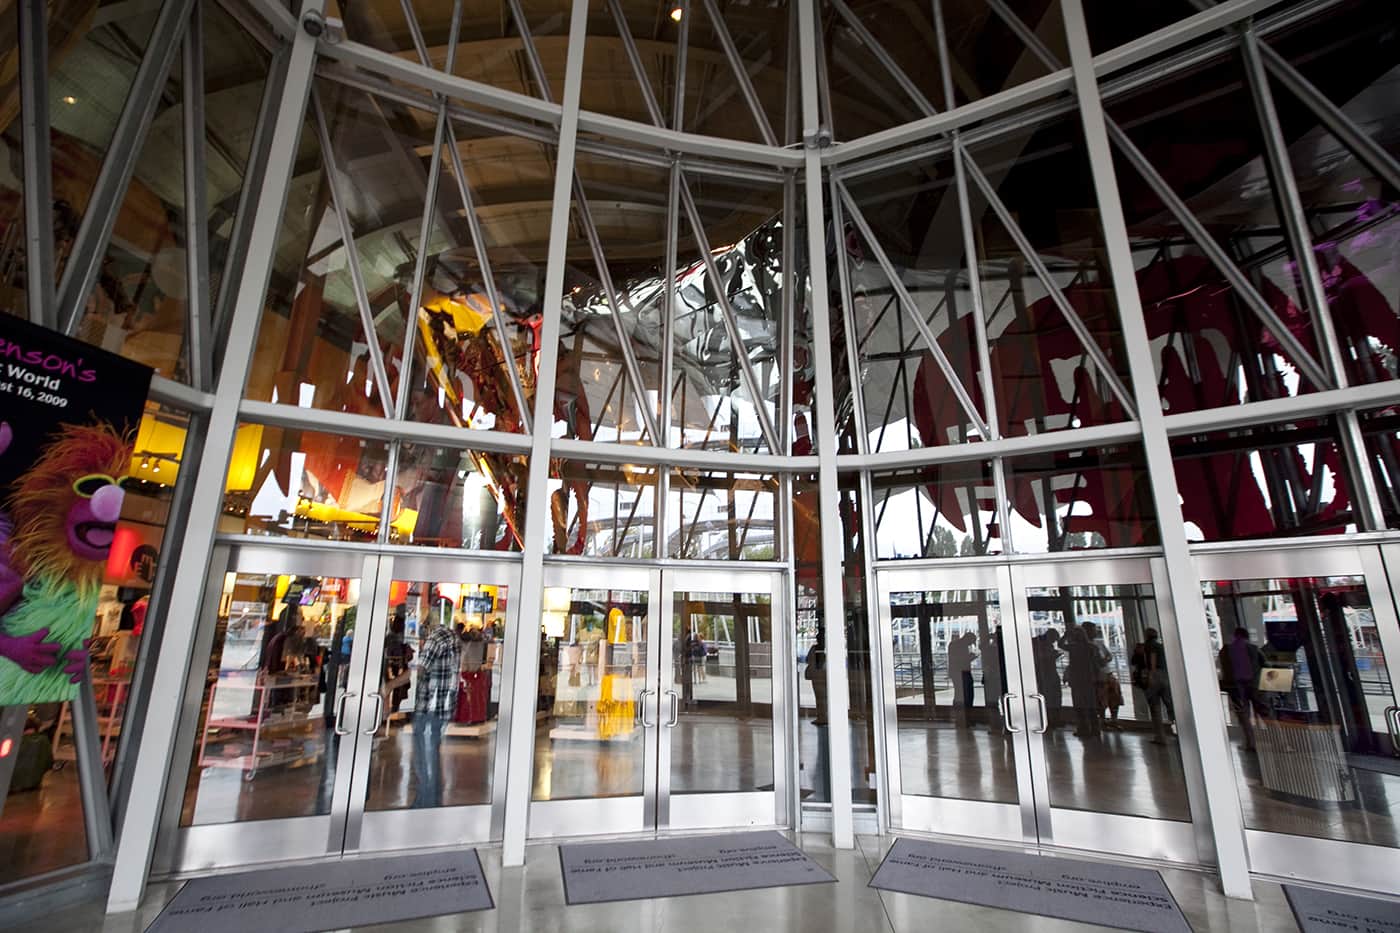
(405, 116, 546, 433)
(1203, 576, 1400, 847)
(1106, 49, 1329, 412)
(887, 587, 1019, 803)
(48, 3, 161, 269)
(965, 117, 1135, 438)
(221, 423, 390, 541)
(672, 172, 786, 453)
(546, 460, 656, 557)
(671, 589, 774, 794)
(842, 151, 987, 451)
(1266, 0, 1400, 390)
(1170, 419, 1356, 542)
(180, 569, 362, 826)
(1025, 583, 1190, 822)
(871, 461, 1002, 559)
(1360, 407, 1400, 530)
(556, 151, 669, 445)
(938, 0, 1068, 110)
(365, 577, 508, 811)
(1005, 444, 1157, 552)
(666, 470, 778, 560)
(72, 55, 187, 381)
(532, 585, 649, 800)
(680, 0, 790, 144)
(389, 444, 528, 551)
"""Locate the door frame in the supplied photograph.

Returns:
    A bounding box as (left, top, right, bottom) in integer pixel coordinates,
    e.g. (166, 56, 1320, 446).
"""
(1193, 543, 1400, 892)
(154, 544, 523, 875)
(874, 555, 1204, 865)
(526, 562, 791, 840)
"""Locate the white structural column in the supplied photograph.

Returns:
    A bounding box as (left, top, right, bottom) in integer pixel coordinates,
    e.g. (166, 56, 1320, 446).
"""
(1060, 0, 1252, 899)
(105, 0, 327, 912)
(498, 0, 591, 869)
(797, 0, 854, 849)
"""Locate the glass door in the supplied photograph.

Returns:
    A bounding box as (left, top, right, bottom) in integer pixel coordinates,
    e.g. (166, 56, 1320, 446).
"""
(875, 558, 1200, 864)
(166, 545, 381, 871)
(1194, 545, 1400, 892)
(660, 568, 789, 830)
(344, 554, 519, 854)
(164, 546, 521, 872)
(528, 565, 788, 839)
(1006, 559, 1199, 863)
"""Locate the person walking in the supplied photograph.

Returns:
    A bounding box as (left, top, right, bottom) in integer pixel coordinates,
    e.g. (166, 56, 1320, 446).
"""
(412, 608, 461, 808)
(1219, 626, 1266, 751)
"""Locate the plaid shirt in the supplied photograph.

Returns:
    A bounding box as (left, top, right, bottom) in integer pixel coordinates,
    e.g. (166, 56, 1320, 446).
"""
(415, 625, 461, 717)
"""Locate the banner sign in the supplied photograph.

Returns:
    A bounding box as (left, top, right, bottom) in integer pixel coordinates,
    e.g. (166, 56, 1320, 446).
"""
(0, 314, 152, 705)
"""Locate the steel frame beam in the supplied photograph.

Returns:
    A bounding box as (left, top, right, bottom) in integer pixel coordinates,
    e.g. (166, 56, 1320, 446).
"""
(18, 0, 54, 328)
(106, 1, 326, 911)
(797, 0, 855, 850)
(182, 1, 212, 391)
(1060, 0, 1254, 899)
(58, 0, 198, 334)
(498, 0, 590, 870)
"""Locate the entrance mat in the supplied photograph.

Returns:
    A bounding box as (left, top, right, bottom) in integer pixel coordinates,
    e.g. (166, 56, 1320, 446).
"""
(868, 838, 1190, 933)
(557, 830, 835, 905)
(1285, 883, 1400, 933)
(145, 850, 493, 933)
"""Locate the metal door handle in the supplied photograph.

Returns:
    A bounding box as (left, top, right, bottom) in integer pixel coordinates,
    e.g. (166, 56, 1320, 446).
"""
(999, 693, 1023, 733)
(361, 692, 385, 735)
(333, 692, 357, 736)
(1386, 705, 1400, 752)
(665, 690, 680, 727)
(638, 688, 656, 727)
(1030, 694, 1048, 734)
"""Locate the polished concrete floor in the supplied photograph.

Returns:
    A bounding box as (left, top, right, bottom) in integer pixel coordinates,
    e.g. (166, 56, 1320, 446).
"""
(17, 833, 1324, 933)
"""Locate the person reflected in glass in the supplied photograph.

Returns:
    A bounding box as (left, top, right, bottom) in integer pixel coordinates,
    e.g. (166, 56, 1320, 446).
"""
(804, 629, 829, 801)
(411, 599, 460, 808)
(1063, 622, 1100, 738)
(1087, 622, 1122, 731)
(1131, 628, 1175, 745)
(1032, 629, 1063, 728)
(1219, 626, 1266, 751)
(947, 632, 977, 728)
(687, 628, 707, 684)
(981, 627, 1008, 734)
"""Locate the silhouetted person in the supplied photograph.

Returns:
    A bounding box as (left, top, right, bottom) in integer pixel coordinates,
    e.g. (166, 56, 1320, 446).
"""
(1219, 626, 1265, 751)
(1132, 628, 1174, 744)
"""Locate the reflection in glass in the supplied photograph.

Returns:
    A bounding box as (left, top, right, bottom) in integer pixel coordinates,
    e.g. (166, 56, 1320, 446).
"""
(1362, 407, 1400, 530)
(1005, 445, 1157, 552)
(532, 587, 649, 801)
(1268, 1, 1400, 390)
(871, 462, 1001, 559)
(1027, 584, 1190, 822)
(546, 460, 656, 557)
(841, 155, 986, 452)
(390, 444, 527, 551)
(670, 591, 773, 794)
(666, 471, 777, 560)
(1170, 420, 1356, 542)
(1107, 51, 1328, 412)
(182, 572, 359, 826)
(888, 589, 1018, 803)
(221, 424, 389, 541)
(1203, 577, 1400, 847)
(366, 580, 506, 811)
